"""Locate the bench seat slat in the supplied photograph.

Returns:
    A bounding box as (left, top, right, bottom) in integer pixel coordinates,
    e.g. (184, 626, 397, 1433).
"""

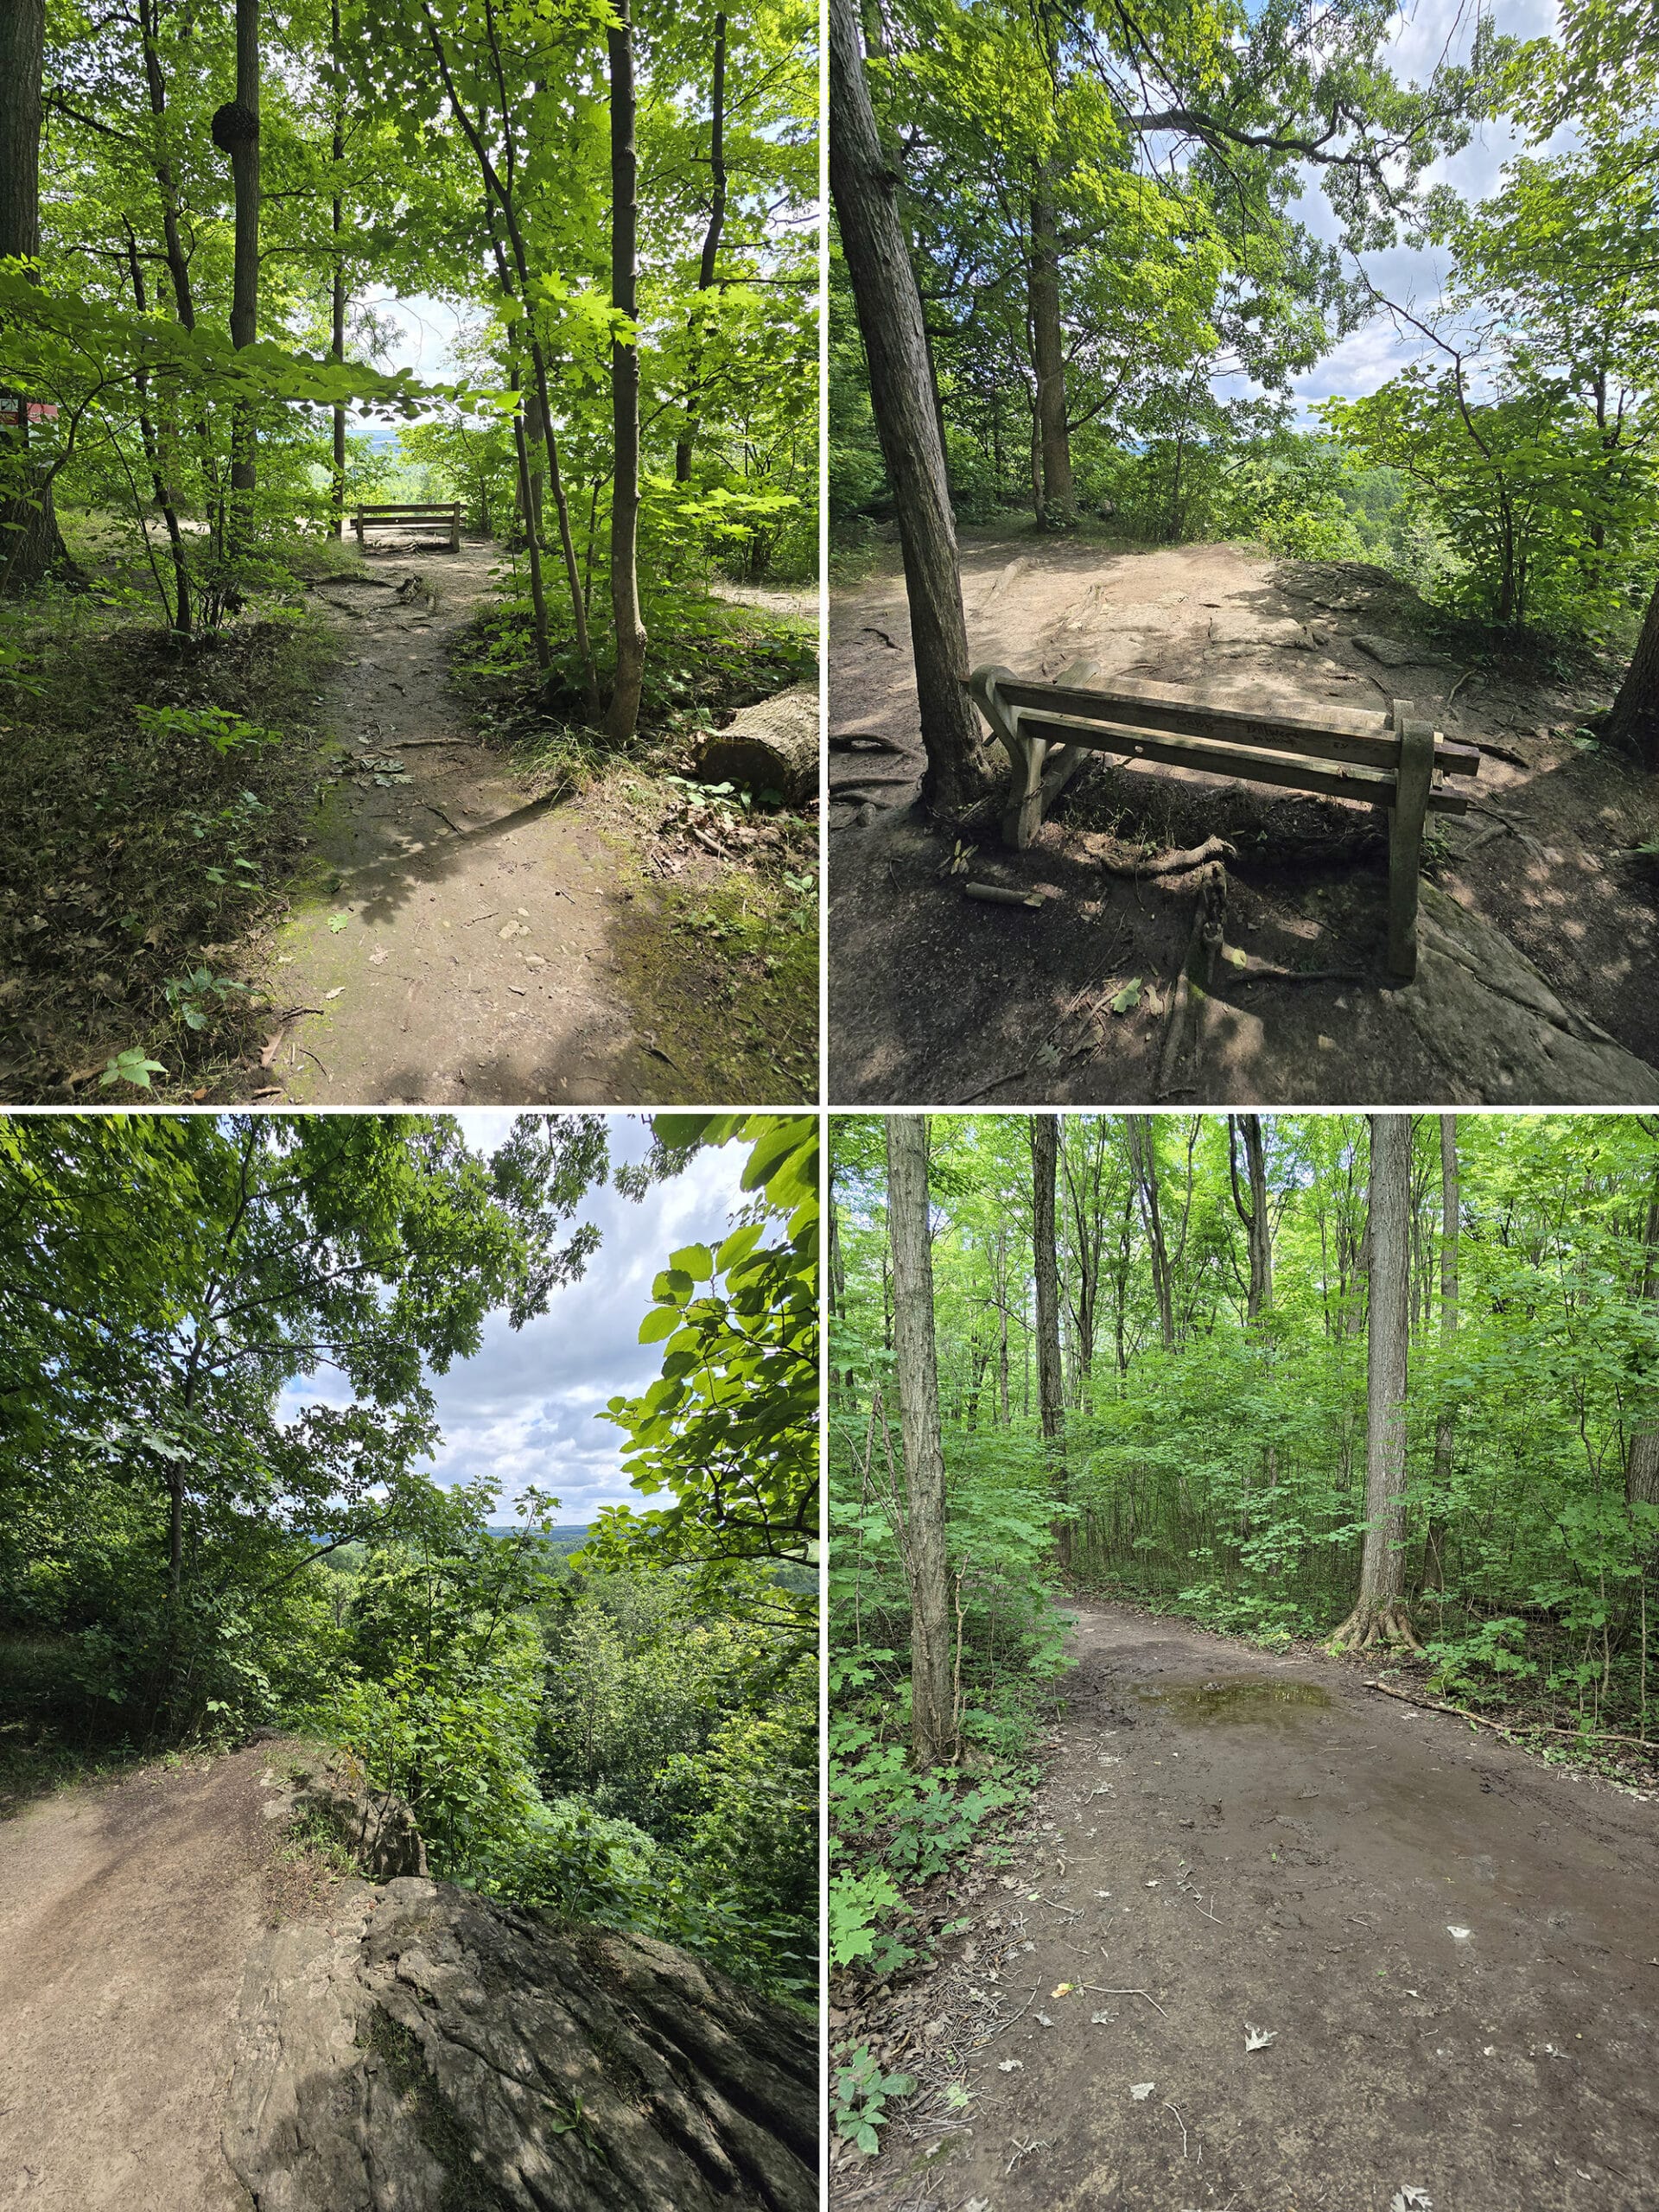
(997, 674, 1479, 779)
(1019, 712, 1471, 815)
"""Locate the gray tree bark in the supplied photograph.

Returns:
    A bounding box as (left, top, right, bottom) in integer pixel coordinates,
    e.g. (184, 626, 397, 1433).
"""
(1627, 1172, 1659, 1509)
(1423, 1114, 1459, 1589)
(1030, 1114, 1067, 1563)
(1332, 1114, 1421, 1651)
(1604, 573, 1659, 770)
(0, 0, 73, 593)
(886, 1114, 957, 1767)
(828, 0, 994, 814)
(606, 0, 648, 741)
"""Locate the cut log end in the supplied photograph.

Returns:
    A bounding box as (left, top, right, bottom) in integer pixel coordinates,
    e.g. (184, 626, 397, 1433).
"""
(694, 682, 819, 805)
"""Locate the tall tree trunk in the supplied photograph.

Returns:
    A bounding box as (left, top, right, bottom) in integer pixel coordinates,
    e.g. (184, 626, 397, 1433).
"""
(1423, 1114, 1459, 1588)
(124, 233, 192, 634)
(605, 0, 648, 742)
(216, 0, 260, 548)
(1332, 1115, 1421, 1651)
(1030, 1115, 1067, 1563)
(829, 0, 992, 814)
(1228, 1114, 1273, 1320)
(1027, 181, 1072, 527)
(329, 0, 346, 540)
(1627, 1172, 1659, 1508)
(1604, 574, 1659, 770)
(675, 12, 726, 485)
(0, 0, 73, 593)
(1128, 1116, 1175, 1350)
(886, 1115, 957, 1768)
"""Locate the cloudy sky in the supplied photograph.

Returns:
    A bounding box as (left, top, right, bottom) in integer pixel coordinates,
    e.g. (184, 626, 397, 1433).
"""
(1235, 0, 1568, 417)
(279, 1114, 748, 1524)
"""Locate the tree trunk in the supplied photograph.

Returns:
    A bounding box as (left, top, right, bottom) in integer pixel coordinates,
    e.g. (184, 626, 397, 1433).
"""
(124, 235, 192, 634)
(1627, 1173, 1659, 1508)
(0, 0, 73, 593)
(1604, 573, 1659, 770)
(1332, 1115, 1421, 1651)
(1228, 1114, 1273, 1320)
(828, 0, 992, 815)
(605, 0, 648, 743)
(1027, 181, 1073, 527)
(217, 0, 260, 549)
(1128, 1115, 1175, 1350)
(1423, 1114, 1459, 1589)
(1030, 1114, 1067, 1563)
(675, 12, 726, 485)
(330, 0, 346, 541)
(886, 1114, 957, 1768)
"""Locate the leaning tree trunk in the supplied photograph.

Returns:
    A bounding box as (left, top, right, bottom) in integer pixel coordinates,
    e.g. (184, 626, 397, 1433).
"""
(828, 0, 994, 815)
(605, 0, 648, 742)
(1604, 574, 1659, 770)
(1030, 1114, 1068, 1564)
(213, 0, 260, 551)
(886, 1113, 957, 1768)
(0, 0, 74, 593)
(1332, 1114, 1421, 1652)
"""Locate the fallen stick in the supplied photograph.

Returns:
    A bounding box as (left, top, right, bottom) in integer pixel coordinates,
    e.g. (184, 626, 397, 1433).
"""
(1446, 669, 1473, 709)
(1233, 963, 1370, 986)
(1363, 1676, 1656, 1751)
(964, 881, 1046, 908)
(1096, 834, 1236, 879)
(1083, 1977, 1169, 2018)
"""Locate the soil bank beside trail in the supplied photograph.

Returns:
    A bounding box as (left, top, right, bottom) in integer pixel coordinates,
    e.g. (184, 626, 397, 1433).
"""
(829, 533, 1659, 1105)
(834, 1600, 1659, 2212)
(0, 1746, 283, 2211)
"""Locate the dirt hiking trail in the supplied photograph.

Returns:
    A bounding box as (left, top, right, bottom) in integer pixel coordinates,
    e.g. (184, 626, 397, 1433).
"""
(0, 1745, 287, 2210)
(833, 1601, 1659, 2212)
(829, 533, 1659, 1104)
(250, 535, 721, 1105)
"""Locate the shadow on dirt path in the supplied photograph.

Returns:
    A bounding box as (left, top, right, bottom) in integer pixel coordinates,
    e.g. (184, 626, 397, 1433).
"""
(244, 536, 810, 1104)
(833, 1599, 1659, 2212)
(0, 1746, 283, 2210)
(829, 533, 1659, 1105)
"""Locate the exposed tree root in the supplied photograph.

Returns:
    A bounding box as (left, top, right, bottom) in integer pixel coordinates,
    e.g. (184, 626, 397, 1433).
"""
(1327, 1596, 1422, 1653)
(1096, 833, 1237, 878)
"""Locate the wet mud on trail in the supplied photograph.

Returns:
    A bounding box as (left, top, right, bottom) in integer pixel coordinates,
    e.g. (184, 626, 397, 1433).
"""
(240, 534, 812, 1105)
(832, 1600, 1659, 2212)
(829, 533, 1659, 1105)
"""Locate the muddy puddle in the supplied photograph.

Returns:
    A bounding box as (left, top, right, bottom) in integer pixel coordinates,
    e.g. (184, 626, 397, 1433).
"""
(1134, 1675, 1332, 1722)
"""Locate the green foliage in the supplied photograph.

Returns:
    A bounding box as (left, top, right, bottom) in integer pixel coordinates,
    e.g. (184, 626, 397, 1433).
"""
(133, 704, 282, 756)
(832, 2047, 918, 2157)
(588, 1116, 818, 1633)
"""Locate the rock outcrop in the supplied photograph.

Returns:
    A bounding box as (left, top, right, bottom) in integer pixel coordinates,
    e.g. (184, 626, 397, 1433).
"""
(223, 1877, 817, 2212)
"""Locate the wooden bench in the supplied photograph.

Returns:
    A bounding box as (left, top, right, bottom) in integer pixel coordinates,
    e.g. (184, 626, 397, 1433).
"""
(350, 502, 461, 552)
(968, 660, 1480, 980)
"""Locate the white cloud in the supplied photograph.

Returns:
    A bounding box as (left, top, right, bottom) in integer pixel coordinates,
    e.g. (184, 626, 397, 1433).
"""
(278, 1116, 752, 1522)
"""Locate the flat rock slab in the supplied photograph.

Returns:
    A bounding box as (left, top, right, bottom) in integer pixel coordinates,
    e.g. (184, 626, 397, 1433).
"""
(226, 1877, 818, 2212)
(1402, 883, 1659, 1103)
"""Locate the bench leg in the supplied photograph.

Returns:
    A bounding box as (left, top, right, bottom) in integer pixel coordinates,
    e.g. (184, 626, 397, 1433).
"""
(1002, 728, 1047, 849)
(1387, 709, 1434, 981)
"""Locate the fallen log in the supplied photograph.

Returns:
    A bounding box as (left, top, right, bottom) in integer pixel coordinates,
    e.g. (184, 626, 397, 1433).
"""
(695, 683, 818, 804)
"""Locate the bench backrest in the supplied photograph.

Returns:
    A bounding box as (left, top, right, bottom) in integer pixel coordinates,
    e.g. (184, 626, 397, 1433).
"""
(353, 505, 460, 519)
(970, 665, 1478, 814)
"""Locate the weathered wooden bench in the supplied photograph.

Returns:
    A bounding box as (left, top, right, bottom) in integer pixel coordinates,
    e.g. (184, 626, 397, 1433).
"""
(968, 660, 1480, 980)
(351, 502, 461, 551)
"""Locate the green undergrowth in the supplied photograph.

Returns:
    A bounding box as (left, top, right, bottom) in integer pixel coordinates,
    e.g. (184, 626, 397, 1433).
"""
(0, 532, 346, 1102)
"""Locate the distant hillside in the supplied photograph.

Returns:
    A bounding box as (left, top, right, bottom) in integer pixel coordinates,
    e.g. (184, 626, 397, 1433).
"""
(488, 1524, 592, 1558)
